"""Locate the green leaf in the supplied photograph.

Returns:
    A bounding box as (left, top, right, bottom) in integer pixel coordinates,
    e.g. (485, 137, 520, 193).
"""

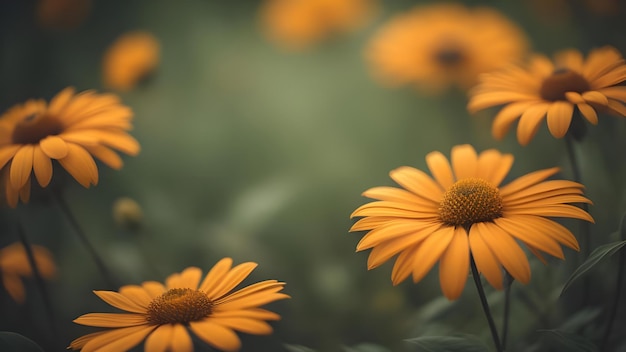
(560, 240, 626, 295)
(284, 344, 317, 352)
(405, 335, 489, 352)
(537, 330, 598, 352)
(343, 343, 391, 352)
(0, 332, 44, 352)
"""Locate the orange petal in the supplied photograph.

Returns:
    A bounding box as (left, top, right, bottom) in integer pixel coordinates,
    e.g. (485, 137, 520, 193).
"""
(426, 151, 454, 189)
(169, 324, 193, 352)
(81, 325, 155, 352)
(93, 290, 147, 314)
(516, 103, 549, 146)
(451, 144, 478, 180)
(10, 145, 34, 189)
(212, 317, 273, 335)
(144, 324, 174, 352)
(494, 217, 564, 259)
(546, 101, 574, 138)
(32, 147, 53, 187)
(490, 101, 535, 140)
(389, 166, 443, 203)
(577, 103, 598, 124)
(468, 229, 503, 290)
(499, 167, 560, 197)
(438, 227, 470, 300)
(206, 262, 257, 300)
(199, 258, 233, 293)
(189, 320, 241, 352)
(57, 143, 99, 187)
(0, 145, 21, 170)
(83, 145, 123, 170)
(357, 220, 440, 250)
(582, 91, 609, 106)
(410, 226, 455, 283)
(118, 285, 152, 309)
(40, 135, 69, 159)
(73, 313, 147, 327)
(391, 248, 415, 285)
(476, 149, 513, 187)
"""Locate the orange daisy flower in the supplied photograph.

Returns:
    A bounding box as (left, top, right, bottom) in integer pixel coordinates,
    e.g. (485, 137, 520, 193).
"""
(103, 31, 160, 91)
(36, 0, 92, 30)
(0, 87, 140, 207)
(350, 144, 593, 300)
(260, 0, 376, 51)
(69, 258, 289, 351)
(0, 242, 56, 303)
(366, 3, 529, 94)
(468, 46, 626, 145)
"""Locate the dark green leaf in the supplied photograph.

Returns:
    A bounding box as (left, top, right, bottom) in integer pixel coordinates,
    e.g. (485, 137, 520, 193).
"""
(0, 332, 44, 352)
(405, 335, 489, 352)
(284, 344, 317, 352)
(561, 240, 626, 295)
(537, 330, 597, 352)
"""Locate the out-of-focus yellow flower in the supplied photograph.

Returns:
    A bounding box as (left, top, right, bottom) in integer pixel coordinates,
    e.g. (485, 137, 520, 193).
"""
(468, 46, 626, 145)
(350, 144, 593, 300)
(112, 197, 143, 232)
(367, 3, 529, 95)
(0, 242, 56, 303)
(36, 0, 92, 30)
(260, 0, 377, 51)
(0, 87, 140, 207)
(103, 31, 161, 91)
(69, 259, 289, 351)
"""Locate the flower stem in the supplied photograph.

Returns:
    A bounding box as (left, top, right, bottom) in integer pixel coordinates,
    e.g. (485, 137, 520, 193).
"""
(470, 254, 503, 352)
(51, 191, 117, 289)
(16, 220, 57, 338)
(501, 273, 512, 350)
(564, 134, 591, 305)
(600, 247, 625, 351)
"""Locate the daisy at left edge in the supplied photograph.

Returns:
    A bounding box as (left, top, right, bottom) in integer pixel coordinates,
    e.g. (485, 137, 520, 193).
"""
(350, 144, 593, 300)
(69, 258, 290, 352)
(0, 87, 140, 207)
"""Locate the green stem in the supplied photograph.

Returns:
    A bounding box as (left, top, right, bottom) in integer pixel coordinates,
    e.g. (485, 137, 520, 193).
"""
(16, 220, 56, 332)
(470, 254, 503, 352)
(501, 274, 512, 350)
(51, 191, 117, 289)
(564, 134, 591, 306)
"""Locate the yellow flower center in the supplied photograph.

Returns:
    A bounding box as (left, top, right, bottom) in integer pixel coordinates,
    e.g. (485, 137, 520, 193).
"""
(146, 288, 213, 325)
(439, 178, 503, 227)
(434, 46, 464, 67)
(539, 68, 590, 102)
(12, 113, 63, 145)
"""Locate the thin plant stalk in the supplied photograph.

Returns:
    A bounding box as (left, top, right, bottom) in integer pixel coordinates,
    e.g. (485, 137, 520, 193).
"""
(470, 254, 503, 352)
(600, 246, 625, 351)
(16, 219, 59, 347)
(501, 273, 512, 350)
(564, 134, 591, 305)
(51, 191, 117, 289)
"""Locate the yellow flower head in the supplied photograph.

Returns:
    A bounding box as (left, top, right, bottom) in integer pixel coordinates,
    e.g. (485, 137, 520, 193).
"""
(468, 46, 626, 145)
(0, 242, 56, 303)
(103, 31, 160, 91)
(260, 0, 376, 51)
(350, 144, 593, 300)
(69, 258, 290, 351)
(366, 3, 529, 94)
(0, 87, 140, 207)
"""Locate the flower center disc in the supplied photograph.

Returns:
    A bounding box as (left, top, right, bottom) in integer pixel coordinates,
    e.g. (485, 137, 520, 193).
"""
(439, 178, 503, 227)
(12, 113, 63, 145)
(147, 288, 213, 325)
(539, 68, 590, 101)
(434, 46, 464, 67)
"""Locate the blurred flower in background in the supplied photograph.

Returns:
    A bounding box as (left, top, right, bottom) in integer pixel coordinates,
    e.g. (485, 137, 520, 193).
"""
(70, 259, 289, 351)
(102, 31, 161, 92)
(468, 46, 626, 145)
(0, 242, 56, 303)
(259, 0, 377, 51)
(36, 0, 92, 30)
(112, 196, 143, 232)
(0, 87, 140, 207)
(350, 144, 592, 300)
(366, 3, 529, 95)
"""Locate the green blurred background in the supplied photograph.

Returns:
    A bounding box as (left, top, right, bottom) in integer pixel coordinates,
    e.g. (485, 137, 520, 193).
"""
(1, 1, 626, 351)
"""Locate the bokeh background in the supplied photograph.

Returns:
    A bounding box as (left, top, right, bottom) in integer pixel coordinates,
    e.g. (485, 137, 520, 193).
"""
(1, 0, 626, 351)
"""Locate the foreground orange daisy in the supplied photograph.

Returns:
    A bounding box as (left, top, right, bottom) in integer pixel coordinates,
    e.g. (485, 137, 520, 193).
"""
(350, 144, 593, 300)
(260, 0, 376, 51)
(366, 3, 528, 94)
(69, 259, 289, 351)
(103, 31, 160, 91)
(468, 46, 626, 145)
(0, 87, 140, 207)
(0, 242, 56, 303)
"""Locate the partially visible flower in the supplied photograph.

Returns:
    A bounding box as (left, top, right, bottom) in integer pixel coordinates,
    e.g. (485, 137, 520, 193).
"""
(260, 0, 376, 51)
(350, 144, 593, 300)
(0, 242, 56, 303)
(36, 0, 92, 30)
(366, 3, 529, 95)
(69, 258, 289, 351)
(112, 196, 143, 232)
(468, 46, 626, 145)
(103, 31, 160, 91)
(0, 87, 140, 207)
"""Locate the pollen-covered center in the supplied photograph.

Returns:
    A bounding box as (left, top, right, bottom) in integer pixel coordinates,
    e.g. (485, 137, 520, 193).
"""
(439, 177, 503, 227)
(12, 113, 64, 145)
(539, 68, 590, 102)
(146, 288, 213, 325)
